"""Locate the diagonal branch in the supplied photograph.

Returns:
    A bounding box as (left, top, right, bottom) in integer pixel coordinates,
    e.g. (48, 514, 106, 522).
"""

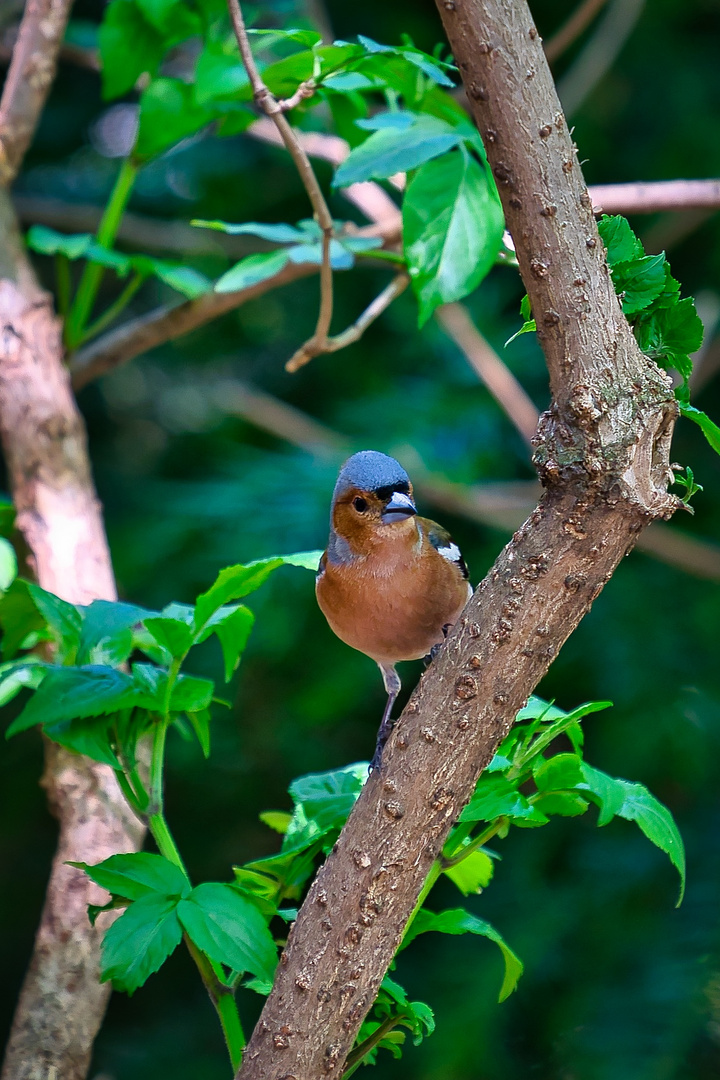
(0, 0, 75, 187)
(234, 1, 679, 1073)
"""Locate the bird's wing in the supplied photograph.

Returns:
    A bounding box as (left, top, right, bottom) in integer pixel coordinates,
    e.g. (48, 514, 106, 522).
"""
(422, 519, 470, 580)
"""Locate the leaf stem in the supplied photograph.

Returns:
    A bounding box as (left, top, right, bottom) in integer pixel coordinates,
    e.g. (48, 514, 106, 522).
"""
(80, 272, 146, 345)
(65, 156, 139, 348)
(343, 1012, 407, 1077)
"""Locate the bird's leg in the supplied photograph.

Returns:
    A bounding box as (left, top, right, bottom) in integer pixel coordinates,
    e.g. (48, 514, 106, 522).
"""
(424, 623, 453, 667)
(371, 663, 401, 771)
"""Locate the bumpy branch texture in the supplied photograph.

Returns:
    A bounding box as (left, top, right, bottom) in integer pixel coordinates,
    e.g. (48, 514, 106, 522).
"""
(0, 193, 144, 1079)
(235, 2, 677, 1077)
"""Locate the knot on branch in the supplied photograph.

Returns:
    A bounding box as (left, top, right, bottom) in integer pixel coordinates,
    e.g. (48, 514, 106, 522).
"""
(532, 367, 678, 518)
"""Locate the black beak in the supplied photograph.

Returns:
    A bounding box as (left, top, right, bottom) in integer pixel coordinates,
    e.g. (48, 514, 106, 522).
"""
(381, 490, 417, 523)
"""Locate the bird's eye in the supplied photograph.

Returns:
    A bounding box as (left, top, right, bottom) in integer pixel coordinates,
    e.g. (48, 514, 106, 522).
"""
(353, 496, 368, 513)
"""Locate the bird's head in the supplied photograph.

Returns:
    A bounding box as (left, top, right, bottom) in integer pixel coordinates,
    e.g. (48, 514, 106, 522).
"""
(329, 451, 417, 552)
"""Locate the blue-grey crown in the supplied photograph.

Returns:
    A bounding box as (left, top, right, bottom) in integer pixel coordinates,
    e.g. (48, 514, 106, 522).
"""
(333, 451, 410, 500)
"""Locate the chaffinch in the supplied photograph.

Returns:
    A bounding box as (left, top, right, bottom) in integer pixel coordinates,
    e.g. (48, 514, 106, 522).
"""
(316, 450, 472, 768)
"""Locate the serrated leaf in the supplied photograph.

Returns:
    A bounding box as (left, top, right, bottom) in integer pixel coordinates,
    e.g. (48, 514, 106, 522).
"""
(0, 580, 47, 659)
(101, 894, 183, 993)
(98, 0, 165, 100)
(136, 77, 214, 160)
(287, 762, 368, 838)
(143, 616, 193, 659)
(77, 600, 153, 666)
(335, 114, 461, 186)
(579, 763, 685, 902)
(198, 604, 254, 682)
(612, 253, 667, 315)
(635, 297, 704, 380)
(6, 665, 136, 737)
(404, 908, 523, 1001)
(71, 852, 191, 901)
(194, 554, 316, 629)
(532, 791, 589, 817)
(43, 715, 121, 766)
(214, 250, 290, 294)
(678, 402, 720, 455)
(459, 775, 548, 826)
(597, 214, 644, 265)
(403, 148, 504, 325)
(247, 27, 322, 47)
(27, 583, 83, 662)
(443, 849, 494, 895)
(186, 708, 211, 757)
(533, 752, 585, 791)
(177, 883, 277, 984)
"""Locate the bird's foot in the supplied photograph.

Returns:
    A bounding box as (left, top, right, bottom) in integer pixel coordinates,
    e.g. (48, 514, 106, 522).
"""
(370, 715, 395, 771)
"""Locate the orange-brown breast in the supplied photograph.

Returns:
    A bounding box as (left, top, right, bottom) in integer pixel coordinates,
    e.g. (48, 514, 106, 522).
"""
(316, 522, 471, 665)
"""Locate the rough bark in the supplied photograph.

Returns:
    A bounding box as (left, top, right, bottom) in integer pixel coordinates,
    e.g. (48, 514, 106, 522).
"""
(235, 2, 677, 1077)
(0, 0, 74, 187)
(0, 192, 144, 1080)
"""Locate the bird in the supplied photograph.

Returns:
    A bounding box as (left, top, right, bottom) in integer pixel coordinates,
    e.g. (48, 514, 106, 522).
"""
(316, 450, 472, 769)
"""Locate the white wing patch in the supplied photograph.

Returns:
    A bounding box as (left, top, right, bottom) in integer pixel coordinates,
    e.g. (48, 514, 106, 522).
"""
(437, 543, 462, 563)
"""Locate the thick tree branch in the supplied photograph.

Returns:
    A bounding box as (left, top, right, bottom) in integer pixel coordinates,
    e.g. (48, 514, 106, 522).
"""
(234, 3, 678, 1075)
(0, 187, 144, 1080)
(0, 0, 74, 186)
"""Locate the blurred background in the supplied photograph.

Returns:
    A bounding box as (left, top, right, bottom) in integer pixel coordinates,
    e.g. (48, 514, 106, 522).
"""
(2, 0, 720, 1077)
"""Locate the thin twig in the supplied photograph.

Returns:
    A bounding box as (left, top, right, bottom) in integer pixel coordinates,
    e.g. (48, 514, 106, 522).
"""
(544, 0, 610, 63)
(0, 0, 75, 187)
(435, 303, 540, 446)
(590, 179, 720, 215)
(227, 0, 335, 365)
(286, 272, 410, 371)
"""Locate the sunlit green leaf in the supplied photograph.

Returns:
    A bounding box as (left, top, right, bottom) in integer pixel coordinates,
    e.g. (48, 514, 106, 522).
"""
(334, 113, 461, 186)
(101, 894, 183, 993)
(403, 148, 504, 324)
(214, 250, 290, 293)
(177, 883, 277, 983)
(443, 849, 494, 895)
(71, 852, 191, 901)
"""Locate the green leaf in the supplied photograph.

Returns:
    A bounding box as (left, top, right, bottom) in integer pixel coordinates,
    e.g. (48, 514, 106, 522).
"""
(0, 579, 47, 658)
(43, 715, 121, 767)
(131, 257, 211, 299)
(459, 775, 548, 826)
(443, 849, 494, 895)
(334, 113, 461, 186)
(99, 0, 165, 100)
(77, 600, 153, 666)
(597, 214, 644, 266)
(259, 811, 292, 835)
(532, 791, 589, 817)
(579, 763, 686, 902)
(143, 616, 194, 659)
(26, 583, 83, 662)
(185, 707, 211, 757)
(101, 894, 183, 993)
(170, 673, 214, 713)
(6, 666, 136, 737)
(192, 219, 307, 243)
(0, 538, 17, 592)
(287, 762, 368, 839)
(635, 297, 704, 380)
(404, 908, 523, 1001)
(70, 852, 191, 900)
(177, 883, 277, 983)
(678, 402, 720, 455)
(533, 751, 585, 791)
(136, 77, 214, 160)
(198, 604, 254, 682)
(403, 148, 504, 325)
(135, 0, 199, 37)
(0, 658, 46, 708)
(611, 253, 667, 315)
(246, 26, 322, 48)
(193, 554, 317, 630)
(214, 250, 290, 294)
